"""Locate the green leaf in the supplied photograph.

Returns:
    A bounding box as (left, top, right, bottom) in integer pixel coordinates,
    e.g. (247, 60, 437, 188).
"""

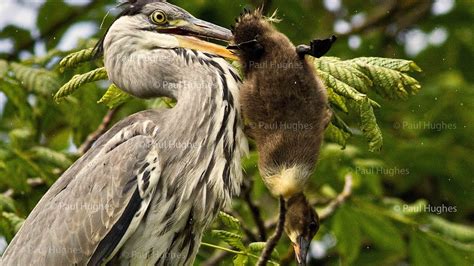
(233, 254, 249, 266)
(354, 208, 405, 252)
(349, 59, 422, 100)
(30, 146, 72, 169)
(325, 123, 351, 148)
(10, 63, 60, 95)
(54, 67, 108, 102)
(315, 57, 372, 93)
(332, 205, 361, 264)
(211, 230, 246, 250)
(0, 26, 33, 53)
(0, 195, 16, 212)
(327, 87, 348, 113)
(358, 98, 383, 152)
(2, 212, 25, 234)
(59, 48, 95, 71)
(425, 232, 474, 266)
(350, 57, 422, 72)
(0, 59, 9, 77)
(427, 216, 474, 243)
(317, 70, 366, 102)
(37, 0, 74, 49)
(218, 212, 242, 232)
(98, 84, 132, 109)
(409, 231, 471, 266)
(0, 79, 33, 121)
(248, 242, 280, 261)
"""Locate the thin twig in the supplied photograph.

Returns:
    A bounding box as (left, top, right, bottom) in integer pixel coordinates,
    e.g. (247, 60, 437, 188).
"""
(79, 108, 120, 155)
(257, 196, 286, 266)
(264, 173, 354, 230)
(2, 189, 14, 197)
(318, 174, 353, 220)
(242, 179, 267, 241)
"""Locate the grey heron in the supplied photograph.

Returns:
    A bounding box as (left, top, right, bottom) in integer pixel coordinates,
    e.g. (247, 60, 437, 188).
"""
(1, 0, 248, 265)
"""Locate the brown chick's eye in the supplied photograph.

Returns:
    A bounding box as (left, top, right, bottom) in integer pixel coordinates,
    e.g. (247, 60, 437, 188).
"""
(309, 222, 318, 232)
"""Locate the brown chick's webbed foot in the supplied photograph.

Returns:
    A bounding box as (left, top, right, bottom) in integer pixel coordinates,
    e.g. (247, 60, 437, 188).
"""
(296, 35, 337, 58)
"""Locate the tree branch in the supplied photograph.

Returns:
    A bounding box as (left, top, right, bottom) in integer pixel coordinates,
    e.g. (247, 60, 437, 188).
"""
(242, 179, 267, 241)
(79, 108, 120, 155)
(257, 196, 286, 266)
(319, 173, 353, 220)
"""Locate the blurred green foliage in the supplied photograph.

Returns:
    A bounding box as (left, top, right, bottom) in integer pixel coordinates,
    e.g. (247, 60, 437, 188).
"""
(0, 0, 473, 265)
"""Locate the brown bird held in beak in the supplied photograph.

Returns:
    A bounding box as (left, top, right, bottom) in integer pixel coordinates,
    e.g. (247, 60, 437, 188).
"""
(231, 8, 334, 265)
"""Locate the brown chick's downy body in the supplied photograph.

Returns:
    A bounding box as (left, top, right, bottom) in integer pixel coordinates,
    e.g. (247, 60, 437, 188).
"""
(232, 10, 331, 200)
(232, 9, 335, 265)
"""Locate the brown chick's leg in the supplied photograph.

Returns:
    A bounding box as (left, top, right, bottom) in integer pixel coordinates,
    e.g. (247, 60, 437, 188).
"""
(296, 35, 337, 58)
(257, 196, 286, 266)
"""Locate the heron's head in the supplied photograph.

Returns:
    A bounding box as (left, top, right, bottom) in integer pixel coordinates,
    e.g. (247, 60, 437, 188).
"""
(284, 193, 319, 266)
(98, 0, 238, 98)
(97, 0, 236, 60)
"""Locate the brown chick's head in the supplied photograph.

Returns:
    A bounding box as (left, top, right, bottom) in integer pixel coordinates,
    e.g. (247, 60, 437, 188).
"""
(285, 193, 319, 266)
(231, 9, 289, 69)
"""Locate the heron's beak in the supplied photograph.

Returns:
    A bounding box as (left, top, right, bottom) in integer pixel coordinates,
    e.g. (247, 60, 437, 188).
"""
(173, 17, 238, 61)
(293, 235, 311, 266)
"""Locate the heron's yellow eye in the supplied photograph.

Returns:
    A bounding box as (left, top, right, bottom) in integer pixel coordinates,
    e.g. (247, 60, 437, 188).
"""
(150, 11, 167, 24)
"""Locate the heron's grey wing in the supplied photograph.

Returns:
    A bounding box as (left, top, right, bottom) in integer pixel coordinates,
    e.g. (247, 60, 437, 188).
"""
(1, 111, 162, 266)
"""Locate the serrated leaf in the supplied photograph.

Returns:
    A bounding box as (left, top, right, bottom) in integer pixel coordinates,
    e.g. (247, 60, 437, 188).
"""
(425, 232, 473, 266)
(317, 70, 366, 102)
(54, 67, 108, 102)
(358, 98, 383, 152)
(98, 84, 132, 109)
(314, 57, 372, 93)
(350, 57, 422, 72)
(218, 211, 242, 232)
(427, 216, 474, 243)
(355, 208, 405, 252)
(0, 79, 33, 121)
(211, 230, 245, 250)
(10, 63, 60, 95)
(325, 123, 351, 148)
(2, 212, 25, 233)
(248, 242, 280, 261)
(332, 205, 361, 263)
(0, 195, 16, 212)
(233, 254, 248, 266)
(409, 232, 450, 266)
(30, 146, 72, 169)
(59, 48, 95, 71)
(327, 87, 348, 113)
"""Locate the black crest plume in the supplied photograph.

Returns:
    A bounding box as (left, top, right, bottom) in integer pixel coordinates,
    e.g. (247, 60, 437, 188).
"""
(92, 0, 168, 58)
